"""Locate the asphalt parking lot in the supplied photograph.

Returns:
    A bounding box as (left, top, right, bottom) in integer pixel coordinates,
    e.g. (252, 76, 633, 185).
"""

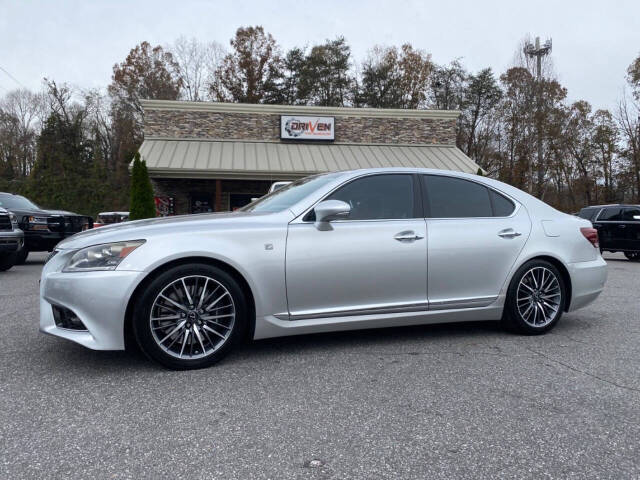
(1, 253, 639, 479)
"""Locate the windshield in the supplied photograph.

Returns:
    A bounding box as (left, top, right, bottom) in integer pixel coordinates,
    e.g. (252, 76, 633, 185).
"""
(0, 194, 40, 210)
(241, 174, 341, 213)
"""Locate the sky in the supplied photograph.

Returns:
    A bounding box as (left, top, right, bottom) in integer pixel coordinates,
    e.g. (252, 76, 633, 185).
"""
(1, 0, 639, 111)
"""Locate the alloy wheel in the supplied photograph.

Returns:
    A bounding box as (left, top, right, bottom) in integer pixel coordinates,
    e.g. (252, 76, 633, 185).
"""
(516, 266, 562, 328)
(149, 275, 236, 359)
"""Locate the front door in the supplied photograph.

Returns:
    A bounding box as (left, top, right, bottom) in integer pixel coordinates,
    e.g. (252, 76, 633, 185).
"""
(285, 174, 427, 319)
(421, 174, 531, 309)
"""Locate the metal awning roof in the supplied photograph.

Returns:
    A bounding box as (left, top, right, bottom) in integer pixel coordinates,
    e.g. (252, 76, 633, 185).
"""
(139, 138, 481, 180)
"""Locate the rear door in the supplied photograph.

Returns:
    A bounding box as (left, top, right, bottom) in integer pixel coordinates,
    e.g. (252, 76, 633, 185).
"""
(621, 207, 640, 251)
(594, 207, 624, 250)
(422, 175, 531, 310)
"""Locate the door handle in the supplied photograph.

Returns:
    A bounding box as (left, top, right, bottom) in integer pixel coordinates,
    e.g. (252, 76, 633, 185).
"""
(394, 230, 424, 242)
(618, 224, 626, 228)
(498, 228, 522, 239)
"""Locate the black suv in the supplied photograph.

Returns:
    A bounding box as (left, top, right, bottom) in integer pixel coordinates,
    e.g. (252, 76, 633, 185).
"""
(0, 193, 93, 264)
(578, 204, 640, 261)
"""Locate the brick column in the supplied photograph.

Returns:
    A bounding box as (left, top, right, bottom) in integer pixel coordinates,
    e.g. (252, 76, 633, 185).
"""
(215, 179, 222, 212)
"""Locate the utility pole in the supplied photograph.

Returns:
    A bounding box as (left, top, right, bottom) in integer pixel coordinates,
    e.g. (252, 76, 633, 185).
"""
(524, 37, 552, 196)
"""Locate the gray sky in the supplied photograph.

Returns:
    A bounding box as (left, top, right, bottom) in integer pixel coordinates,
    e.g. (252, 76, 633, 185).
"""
(1, 0, 639, 111)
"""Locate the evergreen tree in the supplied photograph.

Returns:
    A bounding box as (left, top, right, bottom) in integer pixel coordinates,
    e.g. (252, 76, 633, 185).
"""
(129, 153, 155, 220)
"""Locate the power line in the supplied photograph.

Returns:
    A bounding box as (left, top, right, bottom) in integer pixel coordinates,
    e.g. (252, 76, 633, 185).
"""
(0, 65, 26, 88)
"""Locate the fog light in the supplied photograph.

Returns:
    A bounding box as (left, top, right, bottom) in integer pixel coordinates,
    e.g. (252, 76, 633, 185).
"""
(52, 305, 87, 331)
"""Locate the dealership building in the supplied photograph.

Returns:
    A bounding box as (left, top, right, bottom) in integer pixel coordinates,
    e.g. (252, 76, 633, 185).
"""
(138, 99, 481, 215)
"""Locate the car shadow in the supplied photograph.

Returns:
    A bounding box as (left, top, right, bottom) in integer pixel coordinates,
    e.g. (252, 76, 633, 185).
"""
(39, 313, 596, 373)
(38, 320, 506, 373)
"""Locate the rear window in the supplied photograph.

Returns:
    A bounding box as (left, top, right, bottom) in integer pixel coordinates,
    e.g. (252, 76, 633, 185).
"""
(597, 207, 623, 221)
(489, 190, 515, 217)
(578, 208, 598, 221)
(422, 175, 513, 218)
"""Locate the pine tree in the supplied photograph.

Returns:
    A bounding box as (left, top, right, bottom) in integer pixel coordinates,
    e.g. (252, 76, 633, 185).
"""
(129, 153, 155, 220)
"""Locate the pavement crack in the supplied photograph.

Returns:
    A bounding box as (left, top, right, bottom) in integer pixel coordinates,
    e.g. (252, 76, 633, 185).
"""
(523, 346, 640, 394)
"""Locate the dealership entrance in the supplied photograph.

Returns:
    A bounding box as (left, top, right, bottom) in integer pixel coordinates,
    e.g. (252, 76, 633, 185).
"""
(138, 100, 482, 215)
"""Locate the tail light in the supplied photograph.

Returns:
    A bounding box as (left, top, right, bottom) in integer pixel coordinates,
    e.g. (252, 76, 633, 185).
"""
(580, 227, 599, 248)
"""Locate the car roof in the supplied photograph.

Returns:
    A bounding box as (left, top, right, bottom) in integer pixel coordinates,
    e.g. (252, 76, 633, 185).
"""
(582, 204, 640, 209)
(98, 211, 129, 215)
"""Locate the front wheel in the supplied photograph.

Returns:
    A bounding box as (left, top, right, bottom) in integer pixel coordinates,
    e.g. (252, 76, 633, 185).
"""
(0, 252, 17, 271)
(133, 264, 247, 370)
(14, 247, 28, 265)
(624, 252, 640, 262)
(502, 260, 566, 334)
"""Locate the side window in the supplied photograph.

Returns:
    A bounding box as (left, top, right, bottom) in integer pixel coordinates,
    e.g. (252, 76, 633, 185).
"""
(489, 190, 515, 217)
(423, 175, 493, 218)
(623, 207, 640, 221)
(326, 174, 415, 220)
(598, 207, 623, 221)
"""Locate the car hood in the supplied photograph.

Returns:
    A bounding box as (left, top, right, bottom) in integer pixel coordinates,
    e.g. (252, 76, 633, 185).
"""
(56, 210, 289, 250)
(11, 207, 87, 217)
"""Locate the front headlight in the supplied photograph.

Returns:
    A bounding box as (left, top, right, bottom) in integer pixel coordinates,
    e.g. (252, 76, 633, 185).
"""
(9, 213, 18, 226)
(63, 240, 145, 272)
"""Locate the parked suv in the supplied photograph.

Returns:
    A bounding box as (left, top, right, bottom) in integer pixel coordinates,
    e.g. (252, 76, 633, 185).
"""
(578, 204, 640, 261)
(0, 193, 93, 264)
(0, 207, 24, 271)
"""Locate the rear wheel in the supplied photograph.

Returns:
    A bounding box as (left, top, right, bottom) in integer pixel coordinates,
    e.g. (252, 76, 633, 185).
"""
(502, 259, 566, 334)
(133, 264, 247, 370)
(0, 252, 17, 271)
(624, 252, 640, 262)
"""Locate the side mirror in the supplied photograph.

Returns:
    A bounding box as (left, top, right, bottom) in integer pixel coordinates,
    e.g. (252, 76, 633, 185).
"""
(314, 200, 350, 230)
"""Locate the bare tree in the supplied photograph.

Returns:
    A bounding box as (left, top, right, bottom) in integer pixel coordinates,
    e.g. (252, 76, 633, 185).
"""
(170, 36, 225, 101)
(617, 95, 640, 201)
(0, 88, 45, 177)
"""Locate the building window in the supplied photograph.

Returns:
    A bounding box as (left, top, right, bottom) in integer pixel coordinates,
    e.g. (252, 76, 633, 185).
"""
(190, 193, 213, 214)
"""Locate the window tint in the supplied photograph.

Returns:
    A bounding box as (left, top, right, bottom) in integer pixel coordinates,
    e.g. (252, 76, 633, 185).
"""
(326, 174, 415, 220)
(578, 208, 598, 221)
(490, 190, 515, 217)
(423, 175, 492, 218)
(242, 173, 341, 213)
(623, 207, 640, 221)
(598, 207, 623, 221)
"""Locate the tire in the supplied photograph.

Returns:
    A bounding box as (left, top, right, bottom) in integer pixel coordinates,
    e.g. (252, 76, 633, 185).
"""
(14, 247, 28, 265)
(133, 263, 247, 370)
(624, 252, 640, 262)
(502, 259, 566, 335)
(0, 252, 17, 271)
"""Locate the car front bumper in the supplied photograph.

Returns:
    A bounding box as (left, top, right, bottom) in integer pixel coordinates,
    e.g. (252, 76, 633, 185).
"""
(39, 249, 145, 350)
(567, 256, 607, 312)
(0, 229, 24, 252)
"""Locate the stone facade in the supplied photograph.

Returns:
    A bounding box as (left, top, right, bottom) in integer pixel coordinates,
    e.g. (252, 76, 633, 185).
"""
(142, 101, 462, 214)
(144, 110, 457, 145)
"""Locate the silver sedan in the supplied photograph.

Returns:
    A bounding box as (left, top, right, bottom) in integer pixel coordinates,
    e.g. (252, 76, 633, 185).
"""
(40, 168, 607, 369)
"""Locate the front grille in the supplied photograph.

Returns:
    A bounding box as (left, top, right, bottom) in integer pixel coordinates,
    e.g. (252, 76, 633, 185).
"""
(0, 239, 20, 247)
(52, 305, 87, 331)
(47, 216, 89, 233)
(0, 215, 11, 231)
